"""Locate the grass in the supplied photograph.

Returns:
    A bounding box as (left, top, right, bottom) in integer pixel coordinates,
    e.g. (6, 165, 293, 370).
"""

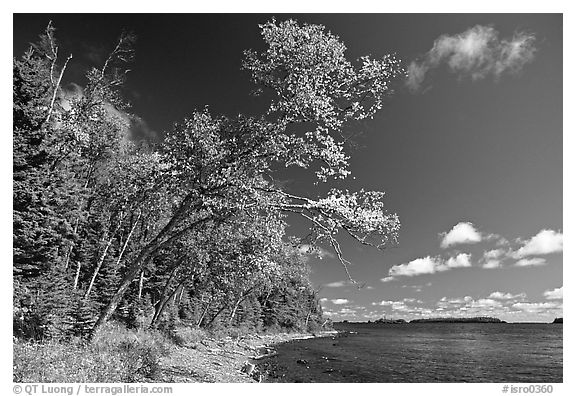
(13, 322, 174, 382)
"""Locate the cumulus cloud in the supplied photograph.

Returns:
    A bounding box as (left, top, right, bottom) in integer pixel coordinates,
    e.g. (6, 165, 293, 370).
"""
(331, 299, 350, 305)
(440, 253, 472, 270)
(512, 302, 562, 313)
(482, 260, 502, 269)
(383, 253, 471, 281)
(543, 287, 563, 300)
(407, 25, 536, 91)
(488, 291, 526, 300)
(471, 298, 502, 309)
(440, 222, 483, 248)
(514, 257, 547, 267)
(324, 281, 348, 288)
(387, 256, 439, 278)
(512, 229, 563, 258)
(297, 244, 335, 260)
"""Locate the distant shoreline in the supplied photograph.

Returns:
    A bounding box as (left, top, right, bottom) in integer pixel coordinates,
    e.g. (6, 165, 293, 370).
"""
(334, 316, 563, 324)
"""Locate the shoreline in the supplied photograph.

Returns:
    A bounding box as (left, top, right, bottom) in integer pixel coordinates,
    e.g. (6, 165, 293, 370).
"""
(153, 330, 339, 382)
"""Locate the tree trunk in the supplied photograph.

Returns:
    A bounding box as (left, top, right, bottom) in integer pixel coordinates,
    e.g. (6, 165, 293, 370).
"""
(150, 266, 179, 327)
(206, 304, 228, 328)
(150, 282, 185, 328)
(197, 300, 211, 328)
(64, 218, 80, 270)
(229, 286, 256, 326)
(114, 210, 141, 269)
(229, 298, 243, 326)
(90, 248, 153, 338)
(138, 270, 144, 300)
(90, 198, 206, 338)
(73, 261, 81, 290)
(84, 234, 115, 299)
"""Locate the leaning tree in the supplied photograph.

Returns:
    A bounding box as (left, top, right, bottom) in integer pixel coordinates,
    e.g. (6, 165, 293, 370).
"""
(90, 18, 404, 335)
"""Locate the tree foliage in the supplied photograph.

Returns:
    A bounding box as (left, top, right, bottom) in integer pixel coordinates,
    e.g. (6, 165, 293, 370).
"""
(13, 19, 403, 341)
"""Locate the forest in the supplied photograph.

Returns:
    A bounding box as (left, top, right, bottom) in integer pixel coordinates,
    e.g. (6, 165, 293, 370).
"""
(13, 18, 403, 380)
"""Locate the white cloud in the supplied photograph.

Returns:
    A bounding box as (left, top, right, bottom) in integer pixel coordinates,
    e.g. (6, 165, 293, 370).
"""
(482, 260, 502, 269)
(471, 298, 502, 309)
(384, 253, 471, 281)
(514, 257, 547, 267)
(438, 253, 472, 270)
(512, 229, 563, 258)
(480, 249, 506, 268)
(324, 281, 348, 288)
(440, 222, 482, 248)
(388, 256, 439, 277)
(297, 244, 335, 259)
(484, 249, 505, 259)
(488, 291, 526, 300)
(543, 287, 563, 300)
(331, 299, 350, 305)
(319, 298, 328, 303)
(407, 25, 536, 91)
(512, 302, 562, 313)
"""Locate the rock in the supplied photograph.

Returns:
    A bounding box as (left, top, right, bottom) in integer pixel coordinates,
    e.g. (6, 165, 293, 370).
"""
(296, 359, 308, 365)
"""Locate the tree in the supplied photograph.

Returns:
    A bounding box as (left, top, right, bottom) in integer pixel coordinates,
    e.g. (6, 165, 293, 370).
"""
(90, 18, 403, 335)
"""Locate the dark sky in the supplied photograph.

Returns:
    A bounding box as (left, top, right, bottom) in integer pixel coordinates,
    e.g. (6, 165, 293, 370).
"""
(13, 13, 563, 322)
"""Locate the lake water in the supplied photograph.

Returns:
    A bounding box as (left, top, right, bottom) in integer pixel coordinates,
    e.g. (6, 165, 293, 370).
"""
(257, 322, 563, 382)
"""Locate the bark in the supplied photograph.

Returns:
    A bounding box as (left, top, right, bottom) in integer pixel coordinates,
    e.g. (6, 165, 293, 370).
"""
(90, 250, 152, 337)
(228, 285, 256, 326)
(90, 198, 210, 338)
(84, 234, 115, 299)
(150, 266, 179, 326)
(150, 282, 185, 328)
(196, 300, 211, 328)
(138, 270, 144, 300)
(73, 261, 81, 290)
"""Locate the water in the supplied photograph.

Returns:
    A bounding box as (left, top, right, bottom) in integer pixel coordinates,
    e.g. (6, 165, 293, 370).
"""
(257, 323, 563, 382)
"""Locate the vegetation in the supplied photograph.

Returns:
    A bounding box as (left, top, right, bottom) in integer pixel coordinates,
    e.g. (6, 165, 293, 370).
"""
(13, 18, 403, 377)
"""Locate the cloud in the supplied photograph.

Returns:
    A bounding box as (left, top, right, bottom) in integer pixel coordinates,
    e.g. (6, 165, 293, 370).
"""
(439, 253, 472, 270)
(319, 298, 328, 303)
(488, 291, 526, 300)
(324, 281, 348, 288)
(512, 229, 563, 258)
(384, 253, 471, 281)
(514, 257, 547, 267)
(440, 222, 482, 248)
(407, 25, 536, 91)
(543, 287, 563, 300)
(297, 244, 335, 260)
(388, 256, 439, 278)
(371, 300, 411, 312)
(484, 249, 506, 259)
(331, 299, 350, 305)
(482, 260, 502, 269)
(471, 298, 502, 309)
(512, 302, 562, 313)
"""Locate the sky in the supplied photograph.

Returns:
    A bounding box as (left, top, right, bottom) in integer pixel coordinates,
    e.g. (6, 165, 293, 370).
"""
(12, 13, 563, 323)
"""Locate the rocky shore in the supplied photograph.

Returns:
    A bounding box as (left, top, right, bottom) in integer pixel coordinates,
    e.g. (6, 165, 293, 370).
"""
(151, 331, 338, 382)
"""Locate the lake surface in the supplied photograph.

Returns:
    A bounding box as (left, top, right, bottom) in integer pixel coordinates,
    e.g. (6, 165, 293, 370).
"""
(257, 323, 563, 382)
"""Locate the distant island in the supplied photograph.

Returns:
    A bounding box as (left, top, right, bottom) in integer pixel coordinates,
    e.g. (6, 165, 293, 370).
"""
(410, 316, 506, 323)
(552, 317, 563, 324)
(340, 316, 507, 324)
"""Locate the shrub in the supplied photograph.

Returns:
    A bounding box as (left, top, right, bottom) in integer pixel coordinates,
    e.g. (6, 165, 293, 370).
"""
(14, 322, 172, 382)
(172, 325, 206, 347)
